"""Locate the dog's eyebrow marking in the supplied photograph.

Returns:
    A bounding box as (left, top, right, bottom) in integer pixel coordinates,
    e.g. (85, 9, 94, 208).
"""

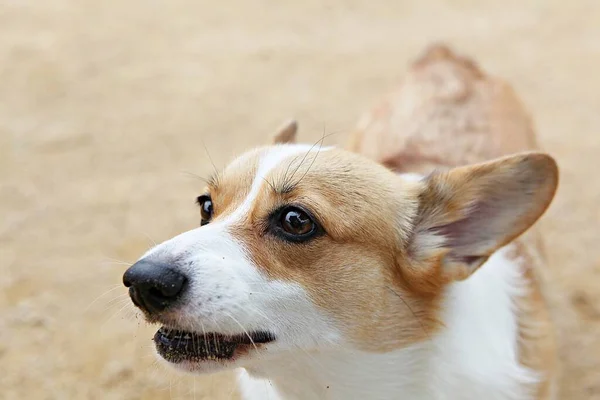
(222, 145, 331, 225)
(274, 181, 297, 195)
(275, 144, 334, 195)
(207, 172, 221, 189)
(139, 147, 324, 259)
(275, 138, 334, 195)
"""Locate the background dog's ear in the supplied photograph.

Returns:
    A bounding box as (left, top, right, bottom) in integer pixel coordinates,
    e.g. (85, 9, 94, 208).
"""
(405, 153, 558, 286)
(272, 119, 298, 144)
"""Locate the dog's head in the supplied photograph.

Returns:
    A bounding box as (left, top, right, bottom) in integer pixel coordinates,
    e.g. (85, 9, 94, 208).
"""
(123, 121, 557, 374)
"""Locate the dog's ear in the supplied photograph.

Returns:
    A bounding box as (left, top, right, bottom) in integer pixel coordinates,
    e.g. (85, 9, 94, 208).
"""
(272, 119, 298, 144)
(404, 152, 558, 286)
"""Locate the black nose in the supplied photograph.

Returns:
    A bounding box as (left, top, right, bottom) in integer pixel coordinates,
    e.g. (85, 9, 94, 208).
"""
(123, 260, 187, 314)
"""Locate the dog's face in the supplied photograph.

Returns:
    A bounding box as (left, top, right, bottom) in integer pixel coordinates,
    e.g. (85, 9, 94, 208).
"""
(123, 125, 557, 374)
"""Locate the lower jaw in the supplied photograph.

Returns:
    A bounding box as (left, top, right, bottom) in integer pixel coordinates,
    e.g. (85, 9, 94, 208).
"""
(156, 348, 237, 364)
(153, 327, 274, 365)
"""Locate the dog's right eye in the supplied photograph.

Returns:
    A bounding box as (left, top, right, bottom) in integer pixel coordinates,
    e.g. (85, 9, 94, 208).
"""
(281, 208, 314, 236)
(197, 195, 213, 226)
(270, 205, 322, 243)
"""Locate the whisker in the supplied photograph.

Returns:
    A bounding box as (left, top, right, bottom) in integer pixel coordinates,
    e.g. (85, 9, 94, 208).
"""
(141, 231, 158, 247)
(101, 302, 134, 331)
(244, 306, 278, 328)
(98, 294, 130, 312)
(280, 128, 340, 192)
(181, 170, 210, 184)
(100, 257, 133, 267)
(223, 312, 258, 352)
(192, 324, 197, 367)
(290, 127, 328, 188)
(280, 152, 304, 189)
(201, 139, 219, 176)
(210, 312, 222, 353)
(85, 284, 125, 311)
(199, 320, 208, 350)
(235, 304, 327, 371)
(262, 177, 276, 192)
(98, 296, 131, 315)
(386, 286, 431, 339)
(282, 134, 324, 189)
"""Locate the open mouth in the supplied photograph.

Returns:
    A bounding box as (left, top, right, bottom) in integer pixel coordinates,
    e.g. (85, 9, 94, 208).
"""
(154, 327, 275, 363)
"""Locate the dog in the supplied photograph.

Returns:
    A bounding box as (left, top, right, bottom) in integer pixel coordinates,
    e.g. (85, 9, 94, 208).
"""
(123, 44, 559, 399)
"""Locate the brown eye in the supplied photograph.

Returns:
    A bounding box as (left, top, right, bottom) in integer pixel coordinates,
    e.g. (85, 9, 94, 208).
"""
(280, 207, 315, 238)
(197, 195, 213, 226)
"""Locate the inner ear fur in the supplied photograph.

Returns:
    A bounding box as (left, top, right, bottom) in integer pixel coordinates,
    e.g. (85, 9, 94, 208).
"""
(402, 152, 558, 290)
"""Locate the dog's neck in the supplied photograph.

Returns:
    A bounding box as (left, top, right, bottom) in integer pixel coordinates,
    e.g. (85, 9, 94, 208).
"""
(241, 345, 429, 399)
(239, 246, 539, 400)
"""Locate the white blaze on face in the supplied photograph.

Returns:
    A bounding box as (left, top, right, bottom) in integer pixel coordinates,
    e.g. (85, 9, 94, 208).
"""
(137, 144, 341, 355)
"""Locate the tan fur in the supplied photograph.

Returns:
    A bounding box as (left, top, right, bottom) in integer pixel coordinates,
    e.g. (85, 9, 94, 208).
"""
(216, 148, 442, 351)
(192, 43, 558, 397)
(203, 134, 556, 366)
(207, 147, 263, 219)
(272, 119, 298, 145)
(509, 231, 559, 399)
(348, 43, 560, 399)
(400, 153, 557, 295)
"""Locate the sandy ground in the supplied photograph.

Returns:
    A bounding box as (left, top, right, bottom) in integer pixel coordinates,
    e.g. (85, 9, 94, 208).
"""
(1, 0, 599, 399)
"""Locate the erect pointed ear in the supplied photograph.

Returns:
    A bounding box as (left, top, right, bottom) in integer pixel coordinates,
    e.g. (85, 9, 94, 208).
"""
(272, 119, 298, 144)
(405, 152, 558, 286)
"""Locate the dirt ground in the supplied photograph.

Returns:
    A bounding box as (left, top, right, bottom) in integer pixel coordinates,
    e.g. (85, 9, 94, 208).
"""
(1, 0, 599, 399)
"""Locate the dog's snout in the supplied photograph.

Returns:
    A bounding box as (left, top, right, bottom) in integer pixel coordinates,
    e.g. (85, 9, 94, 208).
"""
(123, 260, 187, 314)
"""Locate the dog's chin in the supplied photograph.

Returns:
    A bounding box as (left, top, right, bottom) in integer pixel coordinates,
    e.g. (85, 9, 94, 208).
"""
(153, 326, 276, 374)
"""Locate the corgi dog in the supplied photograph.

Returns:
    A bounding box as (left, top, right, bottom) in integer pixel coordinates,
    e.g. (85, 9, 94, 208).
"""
(123, 44, 559, 399)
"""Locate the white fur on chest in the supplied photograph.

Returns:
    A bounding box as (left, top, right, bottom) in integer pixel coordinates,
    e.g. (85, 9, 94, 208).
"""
(237, 245, 539, 400)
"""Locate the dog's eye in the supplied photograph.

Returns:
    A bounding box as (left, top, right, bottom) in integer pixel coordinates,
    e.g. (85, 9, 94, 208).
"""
(197, 195, 213, 226)
(278, 206, 317, 240)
